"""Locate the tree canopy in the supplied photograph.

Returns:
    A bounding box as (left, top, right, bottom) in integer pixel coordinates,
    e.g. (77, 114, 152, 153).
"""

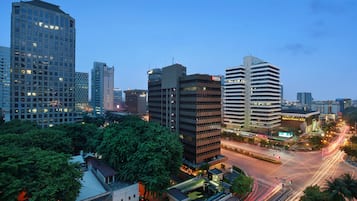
(0, 120, 88, 200)
(343, 107, 357, 126)
(97, 116, 183, 197)
(231, 174, 253, 197)
(0, 145, 81, 201)
(300, 173, 357, 201)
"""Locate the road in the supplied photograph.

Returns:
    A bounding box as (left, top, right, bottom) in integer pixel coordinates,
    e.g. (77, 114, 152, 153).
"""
(222, 126, 356, 201)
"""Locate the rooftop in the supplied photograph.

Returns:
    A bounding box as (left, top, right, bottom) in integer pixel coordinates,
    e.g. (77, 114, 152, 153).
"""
(76, 171, 109, 201)
(23, 0, 67, 14)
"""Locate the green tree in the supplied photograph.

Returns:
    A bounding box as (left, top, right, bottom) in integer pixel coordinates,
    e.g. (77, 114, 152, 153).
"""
(0, 128, 72, 154)
(325, 177, 352, 201)
(0, 119, 38, 135)
(340, 173, 357, 199)
(54, 123, 100, 154)
(309, 135, 324, 150)
(300, 185, 328, 201)
(97, 116, 183, 198)
(82, 115, 105, 127)
(0, 145, 81, 201)
(231, 174, 253, 197)
(343, 107, 357, 126)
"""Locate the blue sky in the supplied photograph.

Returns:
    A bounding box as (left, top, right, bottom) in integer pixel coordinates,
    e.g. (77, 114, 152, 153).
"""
(1, 0, 356, 101)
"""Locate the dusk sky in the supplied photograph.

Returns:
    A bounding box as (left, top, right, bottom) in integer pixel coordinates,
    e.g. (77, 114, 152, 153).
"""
(1, 0, 356, 101)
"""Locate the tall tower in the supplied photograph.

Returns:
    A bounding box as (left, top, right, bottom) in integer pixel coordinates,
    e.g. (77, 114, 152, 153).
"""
(297, 92, 313, 108)
(0, 46, 10, 122)
(75, 72, 89, 113)
(224, 56, 281, 133)
(91, 62, 114, 116)
(148, 64, 222, 168)
(10, 0, 76, 127)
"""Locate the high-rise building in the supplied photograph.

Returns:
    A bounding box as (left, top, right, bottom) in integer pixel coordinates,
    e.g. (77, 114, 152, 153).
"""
(224, 56, 281, 133)
(297, 92, 313, 108)
(113, 88, 123, 111)
(10, 0, 76, 127)
(0, 46, 10, 122)
(148, 64, 222, 168)
(124, 89, 147, 115)
(336, 98, 352, 113)
(75, 72, 89, 113)
(91, 62, 114, 116)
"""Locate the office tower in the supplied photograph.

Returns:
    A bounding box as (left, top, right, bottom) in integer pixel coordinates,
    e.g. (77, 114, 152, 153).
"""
(0, 46, 10, 122)
(113, 88, 123, 111)
(297, 92, 313, 108)
(336, 98, 352, 113)
(75, 72, 89, 113)
(124, 89, 147, 115)
(91, 62, 114, 116)
(10, 0, 76, 127)
(148, 64, 222, 168)
(224, 56, 281, 132)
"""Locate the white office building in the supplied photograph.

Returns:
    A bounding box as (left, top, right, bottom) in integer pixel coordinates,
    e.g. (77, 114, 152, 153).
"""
(224, 56, 281, 131)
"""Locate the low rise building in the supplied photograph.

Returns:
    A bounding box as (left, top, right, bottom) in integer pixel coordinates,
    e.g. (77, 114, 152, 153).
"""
(281, 109, 320, 134)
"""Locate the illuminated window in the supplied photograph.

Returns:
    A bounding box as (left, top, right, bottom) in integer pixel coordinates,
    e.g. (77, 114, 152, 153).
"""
(33, 42, 37, 47)
(26, 70, 32, 74)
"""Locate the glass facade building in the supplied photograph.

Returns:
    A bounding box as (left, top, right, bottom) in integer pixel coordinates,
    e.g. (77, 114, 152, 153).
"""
(0, 46, 11, 122)
(91, 62, 114, 116)
(75, 72, 89, 112)
(10, 0, 76, 127)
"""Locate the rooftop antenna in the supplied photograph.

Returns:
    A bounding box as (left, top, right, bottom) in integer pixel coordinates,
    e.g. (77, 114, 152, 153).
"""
(172, 57, 175, 65)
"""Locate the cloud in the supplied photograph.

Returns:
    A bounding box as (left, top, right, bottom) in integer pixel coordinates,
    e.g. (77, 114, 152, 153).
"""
(280, 43, 315, 55)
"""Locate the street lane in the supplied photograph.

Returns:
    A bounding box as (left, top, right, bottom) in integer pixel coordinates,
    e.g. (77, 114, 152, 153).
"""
(222, 126, 356, 200)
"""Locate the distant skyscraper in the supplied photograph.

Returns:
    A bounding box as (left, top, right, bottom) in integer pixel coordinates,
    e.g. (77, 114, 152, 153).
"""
(0, 46, 10, 122)
(124, 89, 147, 115)
(10, 0, 76, 127)
(75, 72, 89, 113)
(336, 98, 352, 113)
(224, 56, 281, 132)
(148, 64, 222, 168)
(91, 62, 114, 116)
(113, 88, 123, 111)
(297, 92, 313, 108)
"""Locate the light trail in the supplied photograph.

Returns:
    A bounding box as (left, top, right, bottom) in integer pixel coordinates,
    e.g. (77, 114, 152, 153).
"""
(287, 126, 347, 201)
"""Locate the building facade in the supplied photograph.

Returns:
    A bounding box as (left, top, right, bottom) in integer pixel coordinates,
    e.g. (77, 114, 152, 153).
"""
(124, 89, 147, 115)
(297, 92, 313, 108)
(148, 64, 222, 168)
(336, 98, 352, 113)
(10, 0, 76, 127)
(75, 72, 89, 113)
(113, 88, 123, 111)
(91, 62, 114, 116)
(311, 100, 340, 115)
(0, 46, 11, 122)
(224, 56, 281, 133)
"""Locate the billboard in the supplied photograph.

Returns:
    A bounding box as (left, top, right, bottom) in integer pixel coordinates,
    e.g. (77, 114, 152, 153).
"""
(278, 131, 293, 138)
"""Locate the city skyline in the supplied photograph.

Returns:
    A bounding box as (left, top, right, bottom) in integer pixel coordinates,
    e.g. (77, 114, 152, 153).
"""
(1, 0, 356, 101)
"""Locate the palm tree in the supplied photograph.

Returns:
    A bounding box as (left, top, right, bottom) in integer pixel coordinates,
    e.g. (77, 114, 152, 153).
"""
(324, 177, 352, 201)
(340, 173, 357, 199)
